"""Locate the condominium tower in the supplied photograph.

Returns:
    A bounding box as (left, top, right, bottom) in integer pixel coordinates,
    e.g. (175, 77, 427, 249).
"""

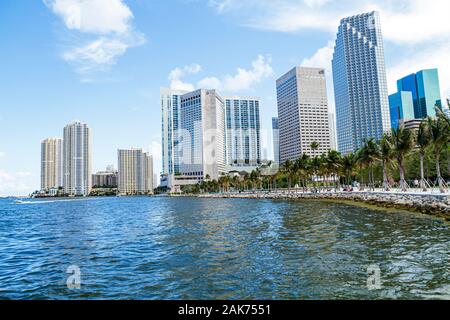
(332, 11, 391, 154)
(225, 97, 261, 167)
(63, 122, 92, 196)
(276, 66, 332, 163)
(41, 137, 63, 190)
(118, 149, 153, 195)
(272, 117, 280, 165)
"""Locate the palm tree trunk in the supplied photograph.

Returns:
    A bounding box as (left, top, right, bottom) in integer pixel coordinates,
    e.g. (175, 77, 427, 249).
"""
(420, 153, 427, 192)
(383, 162, 389, 191)
(399, 162, 407, 192)
(436, 153, 445, 193)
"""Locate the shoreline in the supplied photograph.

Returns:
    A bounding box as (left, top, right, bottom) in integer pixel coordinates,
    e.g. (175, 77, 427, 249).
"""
(190, 191, 450, 221)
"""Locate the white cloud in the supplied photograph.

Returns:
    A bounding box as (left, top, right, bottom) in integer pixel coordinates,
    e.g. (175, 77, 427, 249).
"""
(301, 41, 335, 113)
(210, 0, 450, 99)
(386, 42, 450, 99)
(197, 55, 273, 93)
(301, 41, 334, 71)
(0, 152, 5, 158)
(44, 0, 133, 34)
(169, 63, 202, 91)
(169, 55, 273, 93)
(0, 170, 37, 197)
(209, 0, 450, 44)
(44, 0, 145, 75)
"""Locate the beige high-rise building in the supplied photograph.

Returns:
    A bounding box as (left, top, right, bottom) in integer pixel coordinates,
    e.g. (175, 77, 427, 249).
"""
(118, 149, 153, 195)
(41, 138, 63, 190)
(277, 66, 332, 162)
(63, 122, 92, 196)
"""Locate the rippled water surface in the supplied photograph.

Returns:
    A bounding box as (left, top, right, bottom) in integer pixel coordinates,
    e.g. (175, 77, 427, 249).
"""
(0, 197, 449, 300)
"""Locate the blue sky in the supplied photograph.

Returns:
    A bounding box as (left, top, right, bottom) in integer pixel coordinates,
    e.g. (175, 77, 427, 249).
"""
(1, 0, 449, 196)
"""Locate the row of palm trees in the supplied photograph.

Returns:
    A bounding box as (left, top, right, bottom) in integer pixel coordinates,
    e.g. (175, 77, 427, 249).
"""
(187, 104, 450, 195)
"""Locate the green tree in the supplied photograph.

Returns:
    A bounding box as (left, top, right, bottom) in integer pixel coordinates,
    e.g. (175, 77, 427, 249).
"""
(391, 127, 415, 192)
(326, 150, 342, 191)
(310, 141, 320, 157)
(282, 160, 295, 191)
(359, 138, 380, 190)
(341, 153, 356, 187)
(417, 120, 431, 191)
(380, 134, 395, 191)
(427, 114, 450, 193)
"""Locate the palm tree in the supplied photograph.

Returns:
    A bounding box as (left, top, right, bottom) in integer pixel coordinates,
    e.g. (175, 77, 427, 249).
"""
(310, 141, 320, 157)
(311, 156, 323, 191)
(391, 127, 414, 192)
(295, 154, 311, 192)
(417, 120, 431, 191)
(232, 175, 240, 192)
(354, 149, 366, 190)
(359, 138, 380, 191)
(326, 150, 342, 191)
(380, 134, 395, 191)
(427, 115, 450, 193)
(341, 153, 356, 187)
(282, 160, 295, 191)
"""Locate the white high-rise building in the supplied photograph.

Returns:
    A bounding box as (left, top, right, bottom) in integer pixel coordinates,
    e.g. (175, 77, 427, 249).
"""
(63, 122, 92, 196)
(118, 149, 153, 195)
(224, 97, 261, 167)
(332, 11, 391, 154)
(272, 117, 280, 165)
(276, 66, 332, 163)
(179, 89, 226, 180)
(41, 137, 63, 190)
(161, 88, 188, 176)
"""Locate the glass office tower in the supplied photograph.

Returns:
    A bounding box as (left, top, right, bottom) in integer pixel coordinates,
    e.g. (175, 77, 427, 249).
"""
(388, 91, 415, 129)
(332, 11, 391, 154)
(397, 69, 442, 119)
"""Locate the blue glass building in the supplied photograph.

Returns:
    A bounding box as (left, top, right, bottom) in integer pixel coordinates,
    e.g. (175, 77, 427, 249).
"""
(332, 12, 391, 154)
(388, 91, 415, 129)
(397, 69, 442, 118)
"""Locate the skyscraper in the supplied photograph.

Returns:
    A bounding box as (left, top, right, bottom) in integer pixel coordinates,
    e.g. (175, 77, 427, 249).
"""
(224, 97, 261, 167)
(41, 137, 63, 190)
(161, 88, 188, 176)
(272, 117, 280, 165)
(276, 66, 332, 163)
(332, 11, 391, 154)
(397, 69, 442, 119)
(63, 122, 92, 196)
(388, 91, 415, 129)
(179, 89, 226, 180)
(118, 149, 153, 195)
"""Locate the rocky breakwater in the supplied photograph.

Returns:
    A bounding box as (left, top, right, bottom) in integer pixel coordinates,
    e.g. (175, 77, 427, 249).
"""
(200, 191, 450, 220)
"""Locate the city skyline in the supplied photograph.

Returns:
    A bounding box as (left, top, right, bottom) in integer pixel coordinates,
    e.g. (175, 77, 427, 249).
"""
(1, 1, 450, 196)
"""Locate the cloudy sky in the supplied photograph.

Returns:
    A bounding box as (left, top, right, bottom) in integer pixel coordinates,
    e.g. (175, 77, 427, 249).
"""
(0, 0, 449, 196)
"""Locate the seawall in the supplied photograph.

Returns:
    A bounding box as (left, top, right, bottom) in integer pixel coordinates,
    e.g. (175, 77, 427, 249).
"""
(197, 191, 450, 221)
